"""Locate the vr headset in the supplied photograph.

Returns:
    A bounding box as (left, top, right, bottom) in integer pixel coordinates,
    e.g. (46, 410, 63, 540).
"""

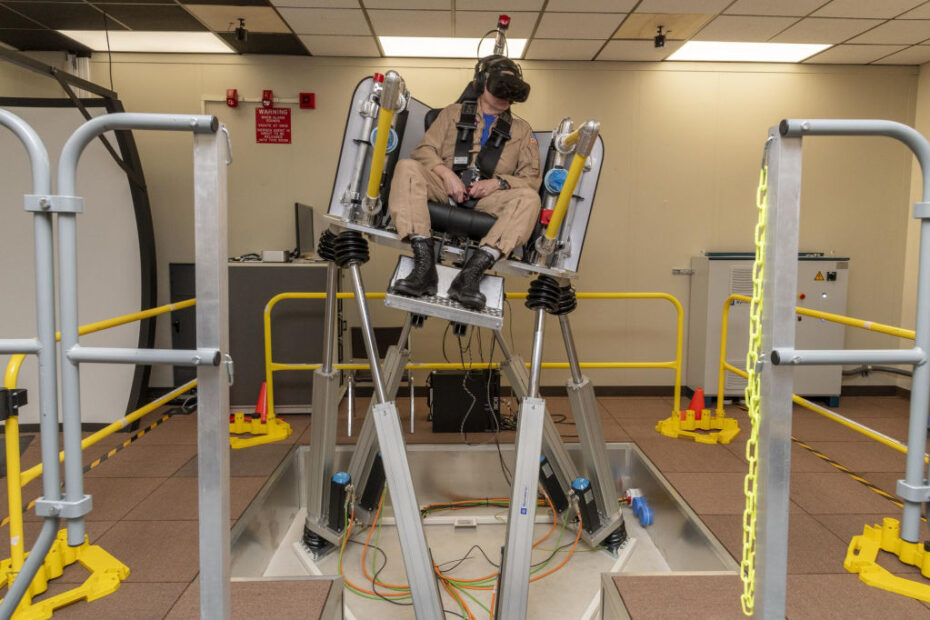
(475, 55, 530, 103)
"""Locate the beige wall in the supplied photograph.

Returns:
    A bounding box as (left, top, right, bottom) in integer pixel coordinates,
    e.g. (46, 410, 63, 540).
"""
(2, 53, 920, 390)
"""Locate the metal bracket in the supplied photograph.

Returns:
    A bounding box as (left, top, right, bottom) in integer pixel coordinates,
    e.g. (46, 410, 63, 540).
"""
(914, 202, 930, 220)
(224, 354, 235, 386)
(0, 388, 27, 420)
(24, 194, 84, 214)
(896, 479, 930, 503)
(35, 494, 93, 518)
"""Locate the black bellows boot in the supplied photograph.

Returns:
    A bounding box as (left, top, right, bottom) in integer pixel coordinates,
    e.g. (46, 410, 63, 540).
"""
(392, 237, 438, 297)
(448, 248, 496, 310)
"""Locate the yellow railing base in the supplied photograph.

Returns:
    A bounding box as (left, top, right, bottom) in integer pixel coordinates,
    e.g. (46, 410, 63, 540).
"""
(229, 412, 292, 450)
(845, 518, 930, 602)
(654, 409, 740, 445)
(0, 529, 129, 619)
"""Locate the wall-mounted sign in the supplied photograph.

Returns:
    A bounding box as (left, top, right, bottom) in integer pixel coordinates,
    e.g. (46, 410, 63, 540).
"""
(256, 107, 291, 144)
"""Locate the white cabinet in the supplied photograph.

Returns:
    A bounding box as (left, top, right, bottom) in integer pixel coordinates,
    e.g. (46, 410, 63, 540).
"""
(687, 252, 848, 399)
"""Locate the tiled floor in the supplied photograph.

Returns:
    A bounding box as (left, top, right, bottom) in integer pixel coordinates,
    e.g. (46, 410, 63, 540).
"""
(3, 394, 929, 618)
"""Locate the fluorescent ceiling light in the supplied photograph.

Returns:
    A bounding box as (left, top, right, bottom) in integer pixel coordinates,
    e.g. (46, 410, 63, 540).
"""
(59, 31, 233, 54)
(667, 41, 830, 63)
(380, 36, 527, 59)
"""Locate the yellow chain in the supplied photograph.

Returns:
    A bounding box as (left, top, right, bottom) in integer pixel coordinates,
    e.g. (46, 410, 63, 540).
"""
(740, 151, 769, 616)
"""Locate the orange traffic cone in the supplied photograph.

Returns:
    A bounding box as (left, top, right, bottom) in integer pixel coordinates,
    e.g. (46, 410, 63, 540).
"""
(688, 388, 706, 421)
(254, 382, 268, 423)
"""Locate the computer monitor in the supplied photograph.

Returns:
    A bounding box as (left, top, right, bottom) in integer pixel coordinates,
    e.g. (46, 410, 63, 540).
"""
(295, 202, 315, 258)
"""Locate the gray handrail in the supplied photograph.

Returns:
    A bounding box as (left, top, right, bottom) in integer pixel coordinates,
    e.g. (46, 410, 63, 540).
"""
(0, 108, 61, 620)
(779, 119, 930, 199)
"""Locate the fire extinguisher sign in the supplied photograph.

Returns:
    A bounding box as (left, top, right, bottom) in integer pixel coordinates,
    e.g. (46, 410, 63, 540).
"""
(255, 107, 291, 144)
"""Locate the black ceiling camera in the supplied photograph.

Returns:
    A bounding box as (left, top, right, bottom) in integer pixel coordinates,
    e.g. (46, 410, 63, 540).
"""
(235, 18, 248, 42)
(654, 26, 666, 48)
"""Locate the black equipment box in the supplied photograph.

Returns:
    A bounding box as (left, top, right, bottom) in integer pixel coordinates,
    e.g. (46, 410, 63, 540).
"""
(428, 369, 501, 433)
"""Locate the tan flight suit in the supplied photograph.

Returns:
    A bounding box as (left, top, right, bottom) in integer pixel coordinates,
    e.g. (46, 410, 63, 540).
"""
(388, 102, 542, 255)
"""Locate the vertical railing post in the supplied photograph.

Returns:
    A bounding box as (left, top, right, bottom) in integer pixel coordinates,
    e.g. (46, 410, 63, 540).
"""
(755, 127, 802, 619)
(193, 127, 231, 619)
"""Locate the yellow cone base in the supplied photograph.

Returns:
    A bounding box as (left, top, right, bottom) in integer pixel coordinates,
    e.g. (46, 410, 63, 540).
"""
(845, 517, 930, 602)
(229, 412, 292, 449)
(655, 408, 740, 445)
(0, 529, 129, 620)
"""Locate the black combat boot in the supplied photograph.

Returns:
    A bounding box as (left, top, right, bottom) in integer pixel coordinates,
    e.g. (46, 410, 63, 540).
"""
(391, 237, 438, 297)
(448, 248, 496, 310)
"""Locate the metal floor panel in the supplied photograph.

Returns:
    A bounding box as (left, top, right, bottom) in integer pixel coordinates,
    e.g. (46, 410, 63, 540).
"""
(230, 443, 738, 618)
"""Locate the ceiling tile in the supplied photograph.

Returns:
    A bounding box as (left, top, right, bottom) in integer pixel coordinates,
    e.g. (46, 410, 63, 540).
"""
(299, 34, 381, 56)
(545, 0, 636, 11)
(597, 38, 684, 60)
(365, 0, 450, 8)
(872, 44, 930, 63)
(614, 13, 711, 40)
(2, 2, 125, 31)
(772, 17, 883, 43)
(95, 4, 206, 31)
(523, 38, 602, 60)
(724, 0, 827, 16)
(692, 15, 799, 41)
(0, 5, 41, 29)
(93, 0, 175, 3)
(635, 0, 732, 13)
(900, 4, 930, 19)
(185, 6, 290, 33)
(179, 0, 269, 5)
(803, 43, 906, 63)
(367, 9, 451, 36)
(849, 19, 930, 44)
(277, 7, 370, 35)
(456, 1, 543, 10)
(813, 0, 925, 19)
(218, 31, 308, 54)
(271, 1, 358, 7)
(535, 12, 625, 39)
(454, 11, 536, 37)
(0, 28, 94, 53)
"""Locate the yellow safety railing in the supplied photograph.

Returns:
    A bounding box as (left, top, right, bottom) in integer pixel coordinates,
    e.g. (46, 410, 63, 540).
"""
(3, 298, 199, 600)
(263, 291, 684, 418)
(716, 293, 927, 463)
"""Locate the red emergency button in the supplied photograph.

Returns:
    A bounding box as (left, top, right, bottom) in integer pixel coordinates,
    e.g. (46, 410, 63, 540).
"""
(799, 293, 806, 300)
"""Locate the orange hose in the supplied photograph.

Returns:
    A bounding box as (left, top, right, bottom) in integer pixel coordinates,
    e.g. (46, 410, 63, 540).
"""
(339, 504, 411, 599)
(439, 570, 475, 620)
(361, 492, 411, 592)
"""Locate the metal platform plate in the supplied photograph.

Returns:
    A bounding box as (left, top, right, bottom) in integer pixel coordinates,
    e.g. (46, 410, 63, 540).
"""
(385, 255, 505, 329)
(231, 443, 738, 619)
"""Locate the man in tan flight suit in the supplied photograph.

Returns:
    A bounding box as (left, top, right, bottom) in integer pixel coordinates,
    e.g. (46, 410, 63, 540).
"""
(388, 55, 541, 311)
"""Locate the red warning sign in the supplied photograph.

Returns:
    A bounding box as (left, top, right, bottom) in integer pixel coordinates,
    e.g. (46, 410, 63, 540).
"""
(255, 107, 291, 144)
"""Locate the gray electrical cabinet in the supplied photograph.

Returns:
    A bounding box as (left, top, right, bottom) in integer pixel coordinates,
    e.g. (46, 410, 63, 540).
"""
(687, 252, 849, 400)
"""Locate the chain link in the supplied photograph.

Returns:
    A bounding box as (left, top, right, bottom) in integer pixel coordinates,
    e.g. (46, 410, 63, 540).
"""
(740, 143, 770, 616)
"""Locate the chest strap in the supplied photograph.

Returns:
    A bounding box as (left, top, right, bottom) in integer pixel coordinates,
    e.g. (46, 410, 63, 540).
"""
(452, 101, 512, 181)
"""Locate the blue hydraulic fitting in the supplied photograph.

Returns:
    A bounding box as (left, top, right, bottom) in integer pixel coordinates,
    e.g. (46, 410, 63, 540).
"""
(370, 127, 399, 153)
(626, 489, 653, 527)
(544, 167, 568, 194)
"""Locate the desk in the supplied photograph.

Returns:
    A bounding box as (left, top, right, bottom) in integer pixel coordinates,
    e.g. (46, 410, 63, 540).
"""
(170, 261, 339, 410)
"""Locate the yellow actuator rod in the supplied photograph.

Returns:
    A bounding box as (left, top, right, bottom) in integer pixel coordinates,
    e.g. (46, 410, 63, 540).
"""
(545, 120, 599, 240)
(364, 70, 404, 207)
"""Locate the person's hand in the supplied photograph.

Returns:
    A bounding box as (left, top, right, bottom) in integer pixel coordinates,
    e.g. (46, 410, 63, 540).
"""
(468, 179, 499, 199)
(434, 165, 466, 203)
